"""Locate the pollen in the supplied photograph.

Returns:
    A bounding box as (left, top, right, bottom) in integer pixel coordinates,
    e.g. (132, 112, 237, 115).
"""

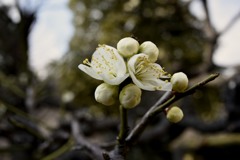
(83, 58, 90, 65)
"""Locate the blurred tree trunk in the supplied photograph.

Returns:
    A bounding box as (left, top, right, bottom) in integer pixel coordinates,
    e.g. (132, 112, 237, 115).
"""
(0, 1, 36, 108)
(0, 3, 35, 76)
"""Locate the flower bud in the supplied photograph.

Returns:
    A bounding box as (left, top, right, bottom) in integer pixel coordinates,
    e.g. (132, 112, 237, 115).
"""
(119, 83, 142, 109)
(94, 83, 119, 106)
(117, 37, 139, 58)
(139, 41, 159, 62)
(171, 72, 188, 92)
(166, 106, 184, 123)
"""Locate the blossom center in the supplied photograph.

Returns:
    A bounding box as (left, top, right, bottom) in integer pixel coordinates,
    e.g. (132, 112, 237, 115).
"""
(84, 45, 122, 78)
(134, 56, 166, 80)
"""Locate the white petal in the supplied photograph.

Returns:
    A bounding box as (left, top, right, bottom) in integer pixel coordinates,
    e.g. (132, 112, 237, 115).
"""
(141, 78, 172, 91)
(128, 53, 148, 72)
(102, 45, 128, 76)
(113, 54, 128, 76)
(87, 45, 128, 85)
(130, 71, 171, 91)
(128, 53, 171, 91)
(129, 69, 153, 90)
(79, 45, 129, 85)
(78, 64, 102, 80)
(101, 73, 129, 85)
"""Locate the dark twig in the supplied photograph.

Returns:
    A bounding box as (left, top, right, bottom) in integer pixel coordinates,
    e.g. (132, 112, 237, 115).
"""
(71, 117, 105, 160)
(125, 95, 175, 145)
(2, 101, 52, 130)
(104, 105, 129, 160)
(201, 0, 218, 39)
(194, 0, 218, 74)
(220, 11, 240, 36)
(153, 73, 220, 114)
(148, 91, 173, 111)
(41, 137, 74, 160)
(126, 73, 219, 145)
(125, 92, 173, 145)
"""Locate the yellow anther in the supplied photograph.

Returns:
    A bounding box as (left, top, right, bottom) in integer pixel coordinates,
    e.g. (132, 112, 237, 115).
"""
(83, 58, 90, 64)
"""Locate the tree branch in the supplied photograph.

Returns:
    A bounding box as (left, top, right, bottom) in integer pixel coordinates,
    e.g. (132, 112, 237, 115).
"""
(71, 117, 105, 160)
(41, 137, 74, 160)
(126, 73, 220, 145)
(170, 128, 240, 150)
(201, 0, 217, 38)
(104, 105, 129, 160)
(220, 10, 240, 36)
(192, 0, 218, 75)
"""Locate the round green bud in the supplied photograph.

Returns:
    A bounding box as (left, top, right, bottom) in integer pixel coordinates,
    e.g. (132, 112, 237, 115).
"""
(119, 83, 142, 109)
(166, 106, 184, 123)
(117, 37, 139, 58)
(139, 41, 159, 62)
(171, 72, 188, 92)
(94, 83, 119, 106)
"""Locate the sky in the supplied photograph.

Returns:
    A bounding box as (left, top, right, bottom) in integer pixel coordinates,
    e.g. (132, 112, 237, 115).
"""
(190, 0, 240, 67)
(28, 0, 74, 77)
(0, 0, 73, 77)
(211, 1, 240, 67)
(1, 0, 240, 77)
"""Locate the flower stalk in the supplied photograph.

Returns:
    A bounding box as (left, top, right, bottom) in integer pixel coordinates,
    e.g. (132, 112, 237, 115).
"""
(117, 105, 129, 144)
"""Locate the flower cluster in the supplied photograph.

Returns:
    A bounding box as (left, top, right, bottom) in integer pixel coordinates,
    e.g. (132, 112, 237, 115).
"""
(78, 37, 188, 115)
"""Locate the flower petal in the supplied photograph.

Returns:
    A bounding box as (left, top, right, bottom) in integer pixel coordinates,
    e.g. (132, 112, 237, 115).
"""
(128, 53, 172, 91)
(127, 53, 148, 74)
(91, 45, 128, 85)
(79, 45, 129, 85)
(78, 64, 102, 80)
(101, 73, 129, 85)
(129, 70, 170, 91)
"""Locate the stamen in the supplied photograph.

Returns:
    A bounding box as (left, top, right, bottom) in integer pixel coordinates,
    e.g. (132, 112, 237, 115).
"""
(83, 58, 91, 66)
(109, 72, 117, 78)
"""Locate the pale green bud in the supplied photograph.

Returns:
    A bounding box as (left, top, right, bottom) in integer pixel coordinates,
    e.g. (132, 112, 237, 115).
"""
(171, 72, 188, 92)
(117, 37, 139, 58)
(119, 83, 142, 109)
(139, 41, 159, 62)
(166, 106, 184, 123)
(94, 83, 119, 106)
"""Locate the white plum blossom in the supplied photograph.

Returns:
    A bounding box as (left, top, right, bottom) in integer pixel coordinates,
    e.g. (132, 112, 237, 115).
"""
(78, 44, 129, 85)
(127, 53, 172, 91)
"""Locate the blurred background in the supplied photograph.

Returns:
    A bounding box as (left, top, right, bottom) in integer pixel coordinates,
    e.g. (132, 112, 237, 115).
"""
(0, 0, 240, 159)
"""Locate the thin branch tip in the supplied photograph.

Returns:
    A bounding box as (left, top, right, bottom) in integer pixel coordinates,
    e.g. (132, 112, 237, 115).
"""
(208, 72, 220, 82)
(211, 72, 220, 78)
